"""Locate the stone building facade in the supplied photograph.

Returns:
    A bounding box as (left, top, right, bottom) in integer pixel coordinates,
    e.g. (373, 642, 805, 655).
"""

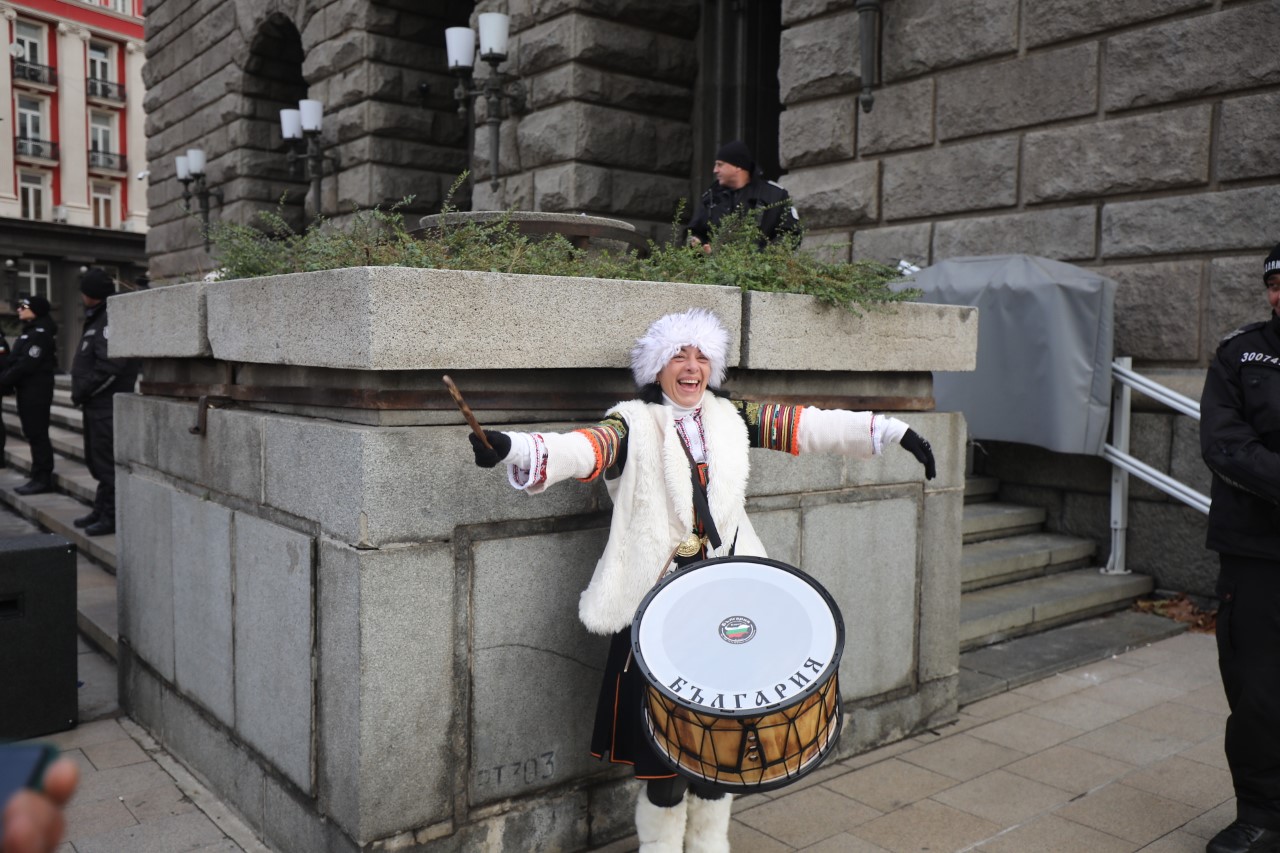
(144, 0, 1280, 593)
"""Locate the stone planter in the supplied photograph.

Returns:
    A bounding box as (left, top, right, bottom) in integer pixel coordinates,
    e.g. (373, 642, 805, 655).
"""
(109, 267, 976, 852)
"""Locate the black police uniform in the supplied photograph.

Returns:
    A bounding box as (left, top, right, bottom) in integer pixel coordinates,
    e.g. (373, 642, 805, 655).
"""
(1200, 311, 1280, 833)
(71, 300, 139, 524)
(687, 175, 800, 248)
(0, 315, 58, 485)
(0, 328, 9, 463)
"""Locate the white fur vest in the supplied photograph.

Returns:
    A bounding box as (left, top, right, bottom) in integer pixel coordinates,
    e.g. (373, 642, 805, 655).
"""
(577, 395, 767, 635)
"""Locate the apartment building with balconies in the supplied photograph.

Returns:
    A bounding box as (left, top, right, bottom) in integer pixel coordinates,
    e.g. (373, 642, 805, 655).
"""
(2, 0, 148, 368)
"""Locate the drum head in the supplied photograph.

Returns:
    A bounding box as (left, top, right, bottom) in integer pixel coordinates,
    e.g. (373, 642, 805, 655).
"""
(632, 557, 844, 718)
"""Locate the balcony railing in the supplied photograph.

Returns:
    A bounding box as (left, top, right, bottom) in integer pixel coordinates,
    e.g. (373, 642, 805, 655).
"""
(86, 77, 126, 101)
(15, 137, 59, 161)
(13, 60, 57, 86)
(88, 149, 126, 171)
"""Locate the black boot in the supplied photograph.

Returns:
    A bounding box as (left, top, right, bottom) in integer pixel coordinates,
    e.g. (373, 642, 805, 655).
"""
(1207, 821, 1280, 853)
(84, 518, 115, 537)
(14, 478, 52, 496)
(73, 510, 102, 529)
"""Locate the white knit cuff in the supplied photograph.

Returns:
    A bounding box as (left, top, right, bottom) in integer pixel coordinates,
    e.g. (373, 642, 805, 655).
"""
(874, 416, 909, 455)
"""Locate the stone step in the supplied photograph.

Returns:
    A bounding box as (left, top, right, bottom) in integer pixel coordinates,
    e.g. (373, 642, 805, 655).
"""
(0, 468, 116, 573)
(962, 501, 1046, 544)
(959, 567, 1154, 651)
(3, 410, 88, 465)
(962, 532, 1097, 592)
(958, 610, 1189, 705)
(964, 475, 999, 504)
(77, 554, 118, 659)
(2, 395, 81, 431)
(3, 439, 99, 504)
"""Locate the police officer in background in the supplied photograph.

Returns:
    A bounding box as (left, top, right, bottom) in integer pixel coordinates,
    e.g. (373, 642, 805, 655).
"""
(0, 321, 9, 467)
(71, 269, 138, 536)
(0, 296, 58, 495)
(686, 139, 800, 253)
(1199, 243, 1280, 853)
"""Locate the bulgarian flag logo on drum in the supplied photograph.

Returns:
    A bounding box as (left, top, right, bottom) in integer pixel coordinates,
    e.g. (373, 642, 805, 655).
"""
(719, 616, 756, 644)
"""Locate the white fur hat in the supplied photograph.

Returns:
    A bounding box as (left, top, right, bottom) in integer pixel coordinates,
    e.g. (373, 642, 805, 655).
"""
(630, 308, 731, 387)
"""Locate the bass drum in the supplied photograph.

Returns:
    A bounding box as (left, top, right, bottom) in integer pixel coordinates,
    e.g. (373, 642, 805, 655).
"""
(630, 556, 845, 793)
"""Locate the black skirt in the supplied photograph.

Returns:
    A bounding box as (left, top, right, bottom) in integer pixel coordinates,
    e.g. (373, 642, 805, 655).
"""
(589, 628, 679, 779)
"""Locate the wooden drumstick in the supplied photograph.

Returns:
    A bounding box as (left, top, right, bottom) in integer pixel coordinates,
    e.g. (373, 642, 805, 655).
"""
(441, 375, 491, 449)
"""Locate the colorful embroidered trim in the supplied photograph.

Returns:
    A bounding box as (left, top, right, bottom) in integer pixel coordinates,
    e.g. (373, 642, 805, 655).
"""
(573, 417, 626, 482)
(757, 403, 803, 454)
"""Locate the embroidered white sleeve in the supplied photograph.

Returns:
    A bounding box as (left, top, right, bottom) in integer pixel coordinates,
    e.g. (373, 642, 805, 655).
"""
(507, 431, 599, 494)
(796, 407, 876, 459)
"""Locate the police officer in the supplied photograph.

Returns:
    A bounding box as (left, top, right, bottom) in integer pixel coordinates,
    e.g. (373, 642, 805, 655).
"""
(686, 140, 800, 252)
(0, 296, 58, 495)
(1199, 243, 1280, 853)
(0, 321, 9, 467)
(70, 269, 138, 536)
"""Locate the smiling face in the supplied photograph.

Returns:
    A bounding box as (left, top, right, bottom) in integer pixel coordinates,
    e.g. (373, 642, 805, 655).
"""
(658, 345, 711, 407)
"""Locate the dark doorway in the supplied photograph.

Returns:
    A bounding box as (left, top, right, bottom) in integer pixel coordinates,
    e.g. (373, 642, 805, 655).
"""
(242, 14, 310, 229)
(693, 0, 783, 195)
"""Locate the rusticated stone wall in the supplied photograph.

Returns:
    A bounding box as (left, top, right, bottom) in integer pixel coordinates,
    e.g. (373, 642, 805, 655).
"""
(467, 0, 700, 235)
(143, 0, 474, 279)
(776, 0, 1280, 595)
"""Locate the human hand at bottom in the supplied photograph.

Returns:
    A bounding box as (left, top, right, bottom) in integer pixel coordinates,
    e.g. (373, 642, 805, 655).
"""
(2, 757, 79, 853)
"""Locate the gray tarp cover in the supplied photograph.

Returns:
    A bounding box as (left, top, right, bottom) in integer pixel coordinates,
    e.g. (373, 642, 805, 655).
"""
(906, 255, 1117, 456)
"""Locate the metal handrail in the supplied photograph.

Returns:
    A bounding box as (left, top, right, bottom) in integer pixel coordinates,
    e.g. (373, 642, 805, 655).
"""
(1101, 357, 1210, 575)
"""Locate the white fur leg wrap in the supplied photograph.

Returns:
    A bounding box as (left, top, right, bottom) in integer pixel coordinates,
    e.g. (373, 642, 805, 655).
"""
(685, 793, 733, 853)
(635, 790, 688, 853)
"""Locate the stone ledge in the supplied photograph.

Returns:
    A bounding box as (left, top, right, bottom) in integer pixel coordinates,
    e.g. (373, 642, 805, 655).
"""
(114, 267, 978, 376)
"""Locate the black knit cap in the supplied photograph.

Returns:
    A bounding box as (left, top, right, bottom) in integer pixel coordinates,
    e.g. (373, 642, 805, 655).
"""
(80, 268, 115, 300)
(18, 295, 51, 317)
(1265, 243, 1280, 285)
(715, 140, 755, 174)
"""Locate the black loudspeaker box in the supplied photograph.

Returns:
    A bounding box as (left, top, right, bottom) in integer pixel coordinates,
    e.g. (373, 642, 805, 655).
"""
(0, 534, 78, 739)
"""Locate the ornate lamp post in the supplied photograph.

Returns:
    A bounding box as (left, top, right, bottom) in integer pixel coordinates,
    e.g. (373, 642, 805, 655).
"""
(280, 99, 338, 217)
(446, 13, 526, 191)
(175, 147, 223, 250)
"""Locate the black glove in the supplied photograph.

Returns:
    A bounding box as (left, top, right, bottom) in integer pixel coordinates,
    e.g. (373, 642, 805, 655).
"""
(900, 429, 936, 480)
(469, 430, 512, 468)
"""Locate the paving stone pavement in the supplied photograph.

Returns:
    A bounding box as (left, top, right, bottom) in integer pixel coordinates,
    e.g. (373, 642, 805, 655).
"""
(4, 501, 1231, 852)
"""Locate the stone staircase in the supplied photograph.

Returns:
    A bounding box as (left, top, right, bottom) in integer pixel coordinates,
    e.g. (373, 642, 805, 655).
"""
(0, 376, 118, 657)
(958, 474, 1185, 703)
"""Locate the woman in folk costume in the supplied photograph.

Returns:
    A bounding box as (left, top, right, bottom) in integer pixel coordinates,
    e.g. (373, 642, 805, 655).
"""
(468, 308, 936, 853)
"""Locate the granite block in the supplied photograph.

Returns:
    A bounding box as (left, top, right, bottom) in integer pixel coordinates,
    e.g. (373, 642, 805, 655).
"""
(108, 282, 211, 358)
(170, 491, 235, 726)
(232, 512, 314, 792)
(117, 473, 175, 682)
(742, 292, 978, 373)
(883, 137, 1018, 220)
(1105, 3, 1280, 111)
(853, 223, 933, 267)
(920, 490, 963, 682)
(470, 529, 611, 804)
(783, 159, 879, 228)
(932, 207, 1096, 262)
(317, 539, 458, 841)
(801, 496, 920, 697)
(205, 266, 742, 371)
(937, 44, 1097, 140)
(1024, 107, 1212, 203)
(264, 417, 604, 547)
(1102, 187, 1280, 257)
(159, 688, 266, 834)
